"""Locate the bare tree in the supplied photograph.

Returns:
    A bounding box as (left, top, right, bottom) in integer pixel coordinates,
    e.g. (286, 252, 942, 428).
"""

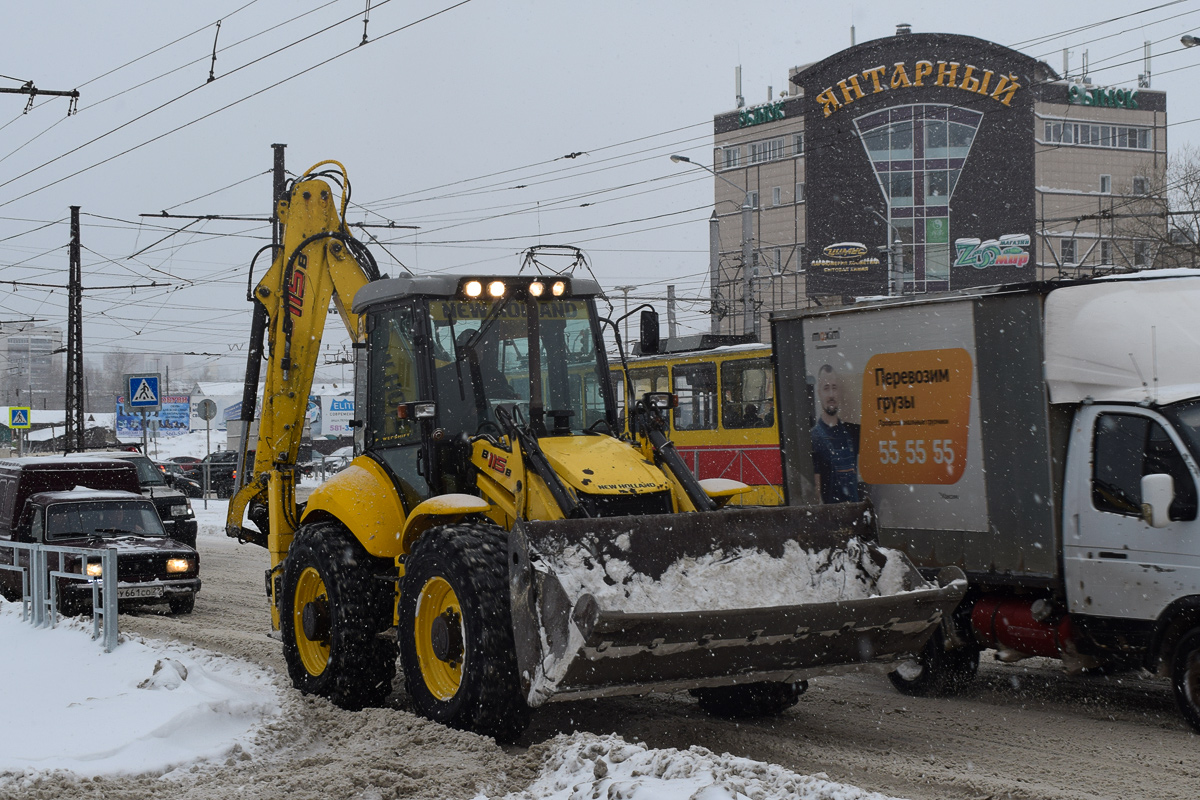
(1115, 145, 1200, 270)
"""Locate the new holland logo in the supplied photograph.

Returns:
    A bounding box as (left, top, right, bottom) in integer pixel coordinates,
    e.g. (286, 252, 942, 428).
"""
(821, 242, 869, 261)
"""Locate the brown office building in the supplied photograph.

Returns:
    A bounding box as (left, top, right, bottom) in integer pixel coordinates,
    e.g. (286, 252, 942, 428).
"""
(707, 27, 1167, 339)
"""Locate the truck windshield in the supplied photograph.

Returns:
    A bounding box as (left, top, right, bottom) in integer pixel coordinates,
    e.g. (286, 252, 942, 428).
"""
(1163, 400, 1200, 463)
(429, 297, 611, 436)
(46, 501, 166, 539)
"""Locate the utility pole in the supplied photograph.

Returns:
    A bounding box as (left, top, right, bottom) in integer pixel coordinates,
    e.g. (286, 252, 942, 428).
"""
(667, 285, 678, 341)
(614, 285, 636, 348)
(64, 206, 84, 453)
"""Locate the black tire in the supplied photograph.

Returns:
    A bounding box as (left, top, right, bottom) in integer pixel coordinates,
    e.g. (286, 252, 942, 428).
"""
(280, 522, 396, 711)
(692, 680, 807, 718)
(169, 593, 196, 615)
(888, 628, 980, 697)
(398, 523, 529, 743)
(1171, 627, 1200, 733)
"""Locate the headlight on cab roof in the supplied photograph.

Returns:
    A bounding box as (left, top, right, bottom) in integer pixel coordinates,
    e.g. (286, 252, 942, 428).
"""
(456, 276, 571, 300)
(86, 562, 103, 577)
(166, 558, 192, 574)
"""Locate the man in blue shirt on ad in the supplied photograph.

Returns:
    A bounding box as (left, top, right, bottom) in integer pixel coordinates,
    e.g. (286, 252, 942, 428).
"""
(811, 364, 860, 503)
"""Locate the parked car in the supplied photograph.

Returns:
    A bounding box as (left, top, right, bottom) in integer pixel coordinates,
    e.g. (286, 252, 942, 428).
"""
(199, 450, 239, 498)
(167, 455, 203, 478)
(82, 451, 198, 549)
(0, 457, 200, 615)
(157, 460, 203, 499)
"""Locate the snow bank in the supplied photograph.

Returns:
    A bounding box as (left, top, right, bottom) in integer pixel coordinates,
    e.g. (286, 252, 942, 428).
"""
(549, 537, 916, 614)
(0, 600, 281, 783)
(481, 732, 905, 800)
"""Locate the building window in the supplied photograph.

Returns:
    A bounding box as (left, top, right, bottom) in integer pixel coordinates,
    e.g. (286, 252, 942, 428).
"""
(773, 247, 783, 273)
(1061, 238, 1076, 265)
(1100, 174, 1111, 194)
(1044, 120, 1152, 150)
(1100, 240, 1112, 265)
(1132, 176, 1150, 195)
(772, 186, 782, 206)
(722, 147, 741, 170)
(746, 190, 759, 209)
(1134, 240, 1151, 267)
(749, 138, 784, 163)
(792, 132, 804, 156)
(795, 182, 805, 203)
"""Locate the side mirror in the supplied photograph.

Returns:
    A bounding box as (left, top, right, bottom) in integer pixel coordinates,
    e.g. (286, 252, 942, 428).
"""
(1141, 473, 1174, 528)
(639, 309, 660, 355)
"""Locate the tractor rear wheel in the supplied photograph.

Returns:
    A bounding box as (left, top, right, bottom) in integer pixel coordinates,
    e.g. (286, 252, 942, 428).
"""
(398, 522, 529, 743)
(693, 680, 807, 718)
(280, 522, 395, 710)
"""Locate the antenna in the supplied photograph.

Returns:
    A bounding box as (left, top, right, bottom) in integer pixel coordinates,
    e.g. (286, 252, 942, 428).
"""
(1152, 325, 1159, 403)
(1129, 352, 1148, 395)
(1139, 41, 1152, 88)
(735, 66, 744, 109)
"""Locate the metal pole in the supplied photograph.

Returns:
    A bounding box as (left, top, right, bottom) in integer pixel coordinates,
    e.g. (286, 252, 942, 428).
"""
(741, 199, 754, 338)
(709, 211, 720, 334)
(667, 285, 678, 340)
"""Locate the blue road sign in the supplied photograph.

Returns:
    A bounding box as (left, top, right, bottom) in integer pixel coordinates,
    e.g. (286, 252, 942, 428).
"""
(127, 375, 161, 409)
(9, 407, 30, 429)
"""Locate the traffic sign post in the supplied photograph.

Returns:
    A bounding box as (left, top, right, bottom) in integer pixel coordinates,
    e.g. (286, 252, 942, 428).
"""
(197, 399, 217, 509)
(124, 374, 161, 455)
(9, 407, 31, 457)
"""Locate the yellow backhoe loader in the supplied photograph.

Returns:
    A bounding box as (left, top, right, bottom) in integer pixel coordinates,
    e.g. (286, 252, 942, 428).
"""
(227, 160, 965, 742)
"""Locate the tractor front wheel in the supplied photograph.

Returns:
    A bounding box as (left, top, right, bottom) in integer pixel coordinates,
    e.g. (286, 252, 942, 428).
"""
(398, 523, 529, 743)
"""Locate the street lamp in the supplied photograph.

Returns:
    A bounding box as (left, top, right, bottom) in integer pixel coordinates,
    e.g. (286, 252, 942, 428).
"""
(670, 154, 759, 339)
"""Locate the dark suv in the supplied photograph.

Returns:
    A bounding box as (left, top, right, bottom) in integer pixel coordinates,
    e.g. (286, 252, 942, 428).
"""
(0, 457, 200, 615)
(84, 451, 198, 548)
(199, 450, 238, 498)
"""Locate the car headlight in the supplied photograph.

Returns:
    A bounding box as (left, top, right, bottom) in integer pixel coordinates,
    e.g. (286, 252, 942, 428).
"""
(166, 558, 192, 574)
(171, 504, 188, 517)
(86, 562, 103, 577)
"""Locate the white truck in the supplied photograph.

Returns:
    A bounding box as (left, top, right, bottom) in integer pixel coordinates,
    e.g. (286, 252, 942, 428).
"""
(771, 271, 1200, 731)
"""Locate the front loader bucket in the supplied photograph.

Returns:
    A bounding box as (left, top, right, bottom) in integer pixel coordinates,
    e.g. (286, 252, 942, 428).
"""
(508, 502, 966, 706)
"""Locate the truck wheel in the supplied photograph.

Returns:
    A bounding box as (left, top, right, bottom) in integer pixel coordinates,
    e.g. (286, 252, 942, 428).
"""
(280, 523, 396, 710)
(398, 522, 529, 743)
(169, 594, 195, 615)
(692, 680, 807, 718)
(888, 629, 979, 696)
(1171, 628, 1200, 733)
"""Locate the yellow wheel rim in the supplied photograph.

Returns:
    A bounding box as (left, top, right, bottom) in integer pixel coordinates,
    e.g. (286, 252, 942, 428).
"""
(414, 576, 463, 701)
(293, 566, 329, 677)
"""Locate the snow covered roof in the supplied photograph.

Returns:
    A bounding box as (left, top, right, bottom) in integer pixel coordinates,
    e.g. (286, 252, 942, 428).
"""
(1044, 274, 1200, 405)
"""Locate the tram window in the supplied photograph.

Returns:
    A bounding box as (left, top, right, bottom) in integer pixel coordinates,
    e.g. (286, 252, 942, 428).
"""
(721, 358, 775, 429)
(674, 364, 718, 431)
(621, 367, 668, 417)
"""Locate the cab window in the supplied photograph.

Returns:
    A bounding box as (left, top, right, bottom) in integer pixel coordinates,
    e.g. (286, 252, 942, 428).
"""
(1092, 413, 1198, 521)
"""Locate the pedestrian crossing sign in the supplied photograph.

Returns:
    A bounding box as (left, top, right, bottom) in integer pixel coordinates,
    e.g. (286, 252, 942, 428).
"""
(125, 374, 162, 411)
(9, 407, 30, 429)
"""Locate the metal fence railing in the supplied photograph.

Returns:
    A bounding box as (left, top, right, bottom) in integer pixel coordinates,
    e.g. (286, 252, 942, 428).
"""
(0, 540, 119, 652)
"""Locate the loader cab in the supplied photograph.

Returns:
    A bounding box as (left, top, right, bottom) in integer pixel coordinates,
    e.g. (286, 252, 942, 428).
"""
(353, 274, 618, 512)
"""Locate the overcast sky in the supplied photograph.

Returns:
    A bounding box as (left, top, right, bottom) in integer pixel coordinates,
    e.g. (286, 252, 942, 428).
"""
(2, 0, 1197, 388)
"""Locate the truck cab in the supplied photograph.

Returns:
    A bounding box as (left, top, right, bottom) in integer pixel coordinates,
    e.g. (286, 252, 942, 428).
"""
(1063, 401, 1200, 627)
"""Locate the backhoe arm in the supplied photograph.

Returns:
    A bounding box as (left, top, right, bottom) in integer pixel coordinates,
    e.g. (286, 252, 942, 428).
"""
(226, 161, 377, 560)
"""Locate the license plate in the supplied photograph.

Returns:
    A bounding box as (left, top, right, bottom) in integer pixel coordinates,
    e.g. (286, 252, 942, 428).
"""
(118, 584, 164, 599)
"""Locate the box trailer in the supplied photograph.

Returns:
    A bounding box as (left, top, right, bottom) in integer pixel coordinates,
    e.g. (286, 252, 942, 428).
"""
(771, 272, 1200, 731)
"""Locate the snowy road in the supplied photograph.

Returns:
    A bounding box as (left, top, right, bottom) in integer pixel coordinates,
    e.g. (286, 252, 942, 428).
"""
(50, 517, 1199, 800)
